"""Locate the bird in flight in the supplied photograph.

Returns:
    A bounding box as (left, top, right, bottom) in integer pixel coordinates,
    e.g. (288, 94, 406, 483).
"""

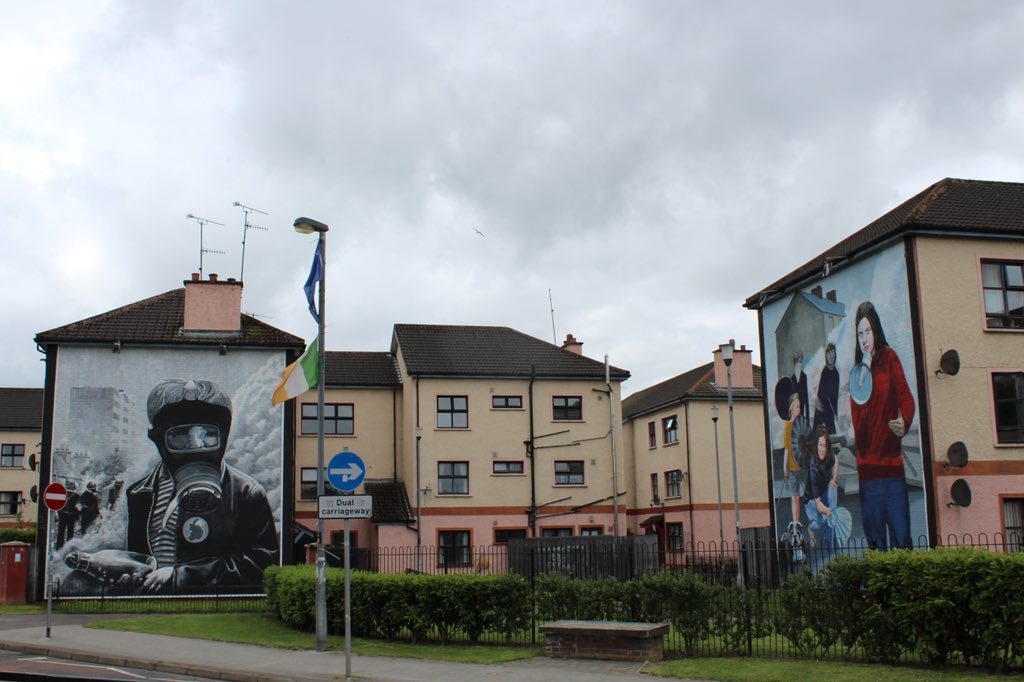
(472, 227, 485, 237)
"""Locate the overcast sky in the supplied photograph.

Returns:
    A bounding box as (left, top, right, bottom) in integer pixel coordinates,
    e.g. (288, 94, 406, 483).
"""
(3, 2, 1023, 395)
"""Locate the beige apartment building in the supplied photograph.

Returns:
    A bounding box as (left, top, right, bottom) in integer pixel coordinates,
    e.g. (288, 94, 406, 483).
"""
(746, 178, 1024, 548)
(294, 326, 630, 563)
(622, 344, 769, 554)
(0, 388, 42, 527)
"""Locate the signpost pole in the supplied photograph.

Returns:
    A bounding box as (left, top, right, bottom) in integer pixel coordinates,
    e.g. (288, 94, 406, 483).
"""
(344, 516, 351, 679)
(45, 510, 53, 639)
(41, 481, 67, 639)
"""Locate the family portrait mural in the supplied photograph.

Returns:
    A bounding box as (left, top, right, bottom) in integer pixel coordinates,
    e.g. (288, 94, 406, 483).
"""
(48, 347, 284, 594)
(761, 243, 928, 564)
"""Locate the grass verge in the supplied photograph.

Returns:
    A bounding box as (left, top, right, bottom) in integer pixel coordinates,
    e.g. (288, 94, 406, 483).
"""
(649, 658, 1001, 681)
(87, 613, 541, 663)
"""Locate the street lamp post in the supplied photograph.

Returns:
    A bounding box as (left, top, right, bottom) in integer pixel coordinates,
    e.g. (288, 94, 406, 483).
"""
(294, 217, 329, 651)
(719, 341, 743, 586)
(710, 405, 725, 549)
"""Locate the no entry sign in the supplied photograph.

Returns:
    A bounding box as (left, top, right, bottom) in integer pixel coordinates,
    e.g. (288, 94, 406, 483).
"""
(42, 482, 68, 512)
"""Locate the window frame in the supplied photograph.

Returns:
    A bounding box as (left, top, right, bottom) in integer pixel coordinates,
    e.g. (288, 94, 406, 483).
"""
(665, 469, 683, 498)
(493, 528, 528, 544)
(650, 472, 660, 504)
(328, 530, 359, 548)
(436, 395, 469, 429)
(300, 467, 341, 500)
(647, 421, 657, 448)
(553, 460, 585, 486)
(492, 460, 524, 475)
(1001, 495, 1024, 553)
(580, 526, 603, 537)
(540, 527, 573, 537)
(992, 371, 1024, 445)
(662, 415, 679, 445)
(491, 395, 523, 409)
(981, 259, 1024, 331)
(300, 402, 354, 436)
(0, 492, 20, 516)
(666, 522, 684, 551)
(437, 529, 471, 566)
(0, 444, 25, 469)
(552, 396, 583, 421)
(437, 461, 470, 495)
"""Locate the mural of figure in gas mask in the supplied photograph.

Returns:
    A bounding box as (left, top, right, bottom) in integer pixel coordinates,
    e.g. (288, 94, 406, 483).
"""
(125, 378, 278, 591)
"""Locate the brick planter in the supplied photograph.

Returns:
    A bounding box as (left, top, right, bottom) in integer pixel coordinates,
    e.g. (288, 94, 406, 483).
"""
(538, 620, 670, 662)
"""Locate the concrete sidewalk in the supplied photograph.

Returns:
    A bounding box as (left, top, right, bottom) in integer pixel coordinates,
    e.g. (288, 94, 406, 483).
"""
(0, 621, 659, 682)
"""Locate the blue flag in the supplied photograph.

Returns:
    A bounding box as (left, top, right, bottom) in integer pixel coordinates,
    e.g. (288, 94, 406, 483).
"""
(303, 241, 322, 323)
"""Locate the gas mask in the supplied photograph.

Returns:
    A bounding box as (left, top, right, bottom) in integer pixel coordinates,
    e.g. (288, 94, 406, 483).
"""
(147, 379, 232, 514)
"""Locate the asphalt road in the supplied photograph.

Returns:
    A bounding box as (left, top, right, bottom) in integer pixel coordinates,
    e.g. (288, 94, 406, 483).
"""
(0, 648, 218, 681)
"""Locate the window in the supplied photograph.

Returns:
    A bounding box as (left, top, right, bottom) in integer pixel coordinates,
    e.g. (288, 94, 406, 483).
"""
(0, 445, 24, 468)
(494, 528, 528, 544)
(667, 523, 684, 551)
(552, 396, 582, 421)
(666, 469, 683, 498)
(437, 396, 468, 428)
(300, 467, 341, 499)
(650, 473, 659, 504)
(329, 531, 358, 547)
(0, 492, 19, 516)
(438, 530, 470, 565)
(554, 460, 584, 486)
(492, 395, 522, 409)
(662, 415, 679, 444)
(541, 527, 573, 537)
(438, 461, 469, 494)
(1004, 498, 1024, 552)
(492, 460, 524, 475)
(647, 422, 656, 448)
(300, 403, 354, 435)
(993, 372, 1024, 444)
(580, 526, 603, 537)
(982, 260, 1024, 329)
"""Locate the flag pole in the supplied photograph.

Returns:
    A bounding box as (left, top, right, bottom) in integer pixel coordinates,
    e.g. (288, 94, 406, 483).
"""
(294, 218, 329, 653)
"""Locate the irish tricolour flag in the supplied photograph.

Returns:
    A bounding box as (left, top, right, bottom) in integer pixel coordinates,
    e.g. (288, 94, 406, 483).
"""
(272, 336, 319, 406)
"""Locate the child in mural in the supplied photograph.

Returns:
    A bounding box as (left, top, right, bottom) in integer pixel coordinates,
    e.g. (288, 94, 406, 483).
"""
(813, 343, 840, 434)
(65, 378, 279, 592)
(850, 301, 915, 550)
(790, 350, 810, 423)
(803, 426, 838, 550)
(782, 392, 812, 528)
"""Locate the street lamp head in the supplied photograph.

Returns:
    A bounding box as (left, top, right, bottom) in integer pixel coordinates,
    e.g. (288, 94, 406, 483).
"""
(293, 217, 329, 234)
(719, 341, 734, 366)
(710, 405, 719, 421)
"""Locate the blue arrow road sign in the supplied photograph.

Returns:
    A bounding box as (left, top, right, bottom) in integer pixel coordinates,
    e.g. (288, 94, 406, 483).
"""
(326, 451, 365, 492)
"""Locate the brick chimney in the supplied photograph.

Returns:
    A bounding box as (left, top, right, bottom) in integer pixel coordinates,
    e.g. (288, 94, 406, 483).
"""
(561, 333, 583, 355)
(826, 290, 837, 303)
(712, 339, 754, 389)
(810, 285, 823, 299)
(183, 273, 243, 333)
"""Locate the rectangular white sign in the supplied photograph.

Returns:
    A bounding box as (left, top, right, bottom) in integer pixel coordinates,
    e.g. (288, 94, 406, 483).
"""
(318, 494, 373, 519)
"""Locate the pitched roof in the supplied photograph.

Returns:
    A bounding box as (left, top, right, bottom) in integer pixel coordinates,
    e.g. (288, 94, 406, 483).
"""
(622, 363, 763, 420)
(35, 289, 304, 349)
(746, 178, 1024, 307)
(325, 352, 399, 387)
(796, 291, 846, 317)
(363, 479, 414, 523)
(392, 324, 630, 380)
(0, 388, 44, 431)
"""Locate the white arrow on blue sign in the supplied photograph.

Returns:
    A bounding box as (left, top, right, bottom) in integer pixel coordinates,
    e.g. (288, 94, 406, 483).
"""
(326, 451, 366, 492)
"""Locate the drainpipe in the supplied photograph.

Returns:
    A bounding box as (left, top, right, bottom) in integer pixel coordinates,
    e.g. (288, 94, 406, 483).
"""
(392, 387, 398, 480)
(527, 365, 536, 537)
(606, 355, 620, 537)
(415, 378, 422, 572)
(683, 400, 696, 563)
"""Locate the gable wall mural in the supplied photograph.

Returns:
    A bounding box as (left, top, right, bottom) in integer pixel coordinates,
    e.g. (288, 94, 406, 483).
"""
(760, 242, 929, 562)
(48, 346, 284, 594)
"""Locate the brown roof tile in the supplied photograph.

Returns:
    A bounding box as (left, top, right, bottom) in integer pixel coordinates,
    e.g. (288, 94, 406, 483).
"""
(363, 479, 414, 523)
(622, 363, 762, 420)
(325, 352, 399, 387)
(35, 289, 304, 348)
(0, 388, 44, 431)
(746, 178, 1024, 307)
(393, 324, 629, 380)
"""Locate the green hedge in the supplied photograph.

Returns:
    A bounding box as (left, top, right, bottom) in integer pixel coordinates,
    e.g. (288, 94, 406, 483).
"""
(0, 528, 36, 544)
(264, 566, 531, 642)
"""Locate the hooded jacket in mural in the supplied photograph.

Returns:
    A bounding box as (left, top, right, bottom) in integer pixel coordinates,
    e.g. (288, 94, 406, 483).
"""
(851, 345, 915, 481)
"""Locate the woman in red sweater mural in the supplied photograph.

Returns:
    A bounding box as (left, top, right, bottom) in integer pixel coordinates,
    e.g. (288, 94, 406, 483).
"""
(850, 301, 915, 550)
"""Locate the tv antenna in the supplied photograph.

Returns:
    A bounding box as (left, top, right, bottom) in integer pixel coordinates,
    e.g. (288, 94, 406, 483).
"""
(185, 214, 226, 278)
(233, 202, 269, 283)
(548, 289, 557, 345)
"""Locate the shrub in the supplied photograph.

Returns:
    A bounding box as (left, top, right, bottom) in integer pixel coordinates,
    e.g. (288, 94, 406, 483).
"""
(0, 528, 36, 544)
